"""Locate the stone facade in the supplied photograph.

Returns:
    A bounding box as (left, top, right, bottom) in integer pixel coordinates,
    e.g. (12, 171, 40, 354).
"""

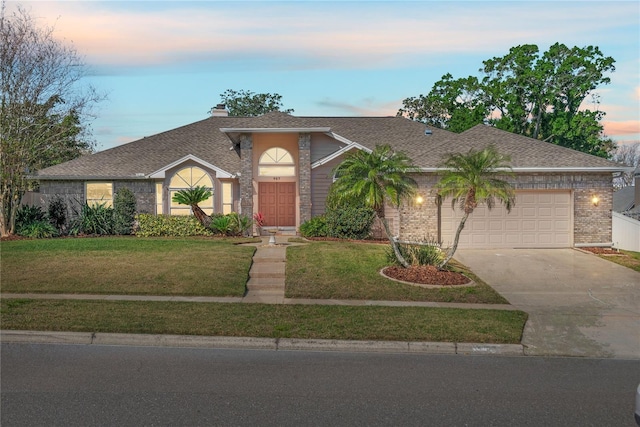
(298, 133, 312, 224)
(239, 133, 254, 223)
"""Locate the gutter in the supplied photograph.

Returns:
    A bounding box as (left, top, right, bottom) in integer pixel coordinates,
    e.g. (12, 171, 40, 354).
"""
(31, 175, 151, 181)
(418, 167, 631, 173)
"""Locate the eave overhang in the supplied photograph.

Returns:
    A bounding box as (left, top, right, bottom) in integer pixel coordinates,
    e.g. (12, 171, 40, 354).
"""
(220, 127, 332, 134)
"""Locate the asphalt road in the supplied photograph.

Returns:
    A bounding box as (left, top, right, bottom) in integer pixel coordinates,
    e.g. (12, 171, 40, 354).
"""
(2, 343, 639, 426)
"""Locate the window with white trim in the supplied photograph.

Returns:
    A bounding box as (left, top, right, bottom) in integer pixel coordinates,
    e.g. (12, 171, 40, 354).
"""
(169, 166, 214, 215)
(258, 147, 295, 177)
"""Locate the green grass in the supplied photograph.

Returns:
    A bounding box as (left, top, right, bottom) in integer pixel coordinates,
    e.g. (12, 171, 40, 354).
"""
(1, 237, 256, 296)
(286, 240, 508, 304)
(598, 250, 640, 272)
(0, 299, 528, 344)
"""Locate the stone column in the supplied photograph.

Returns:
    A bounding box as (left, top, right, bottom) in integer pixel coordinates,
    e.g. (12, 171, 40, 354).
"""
(239, 133, 254, 224)
(298, 133, 312, 225)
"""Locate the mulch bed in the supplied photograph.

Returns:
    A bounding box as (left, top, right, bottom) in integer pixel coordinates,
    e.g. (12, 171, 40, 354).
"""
(0, 234, 26, 242)
(383, 265, 471, 286)
(580, 247, 625, 256)
(306, 237, 388, 244)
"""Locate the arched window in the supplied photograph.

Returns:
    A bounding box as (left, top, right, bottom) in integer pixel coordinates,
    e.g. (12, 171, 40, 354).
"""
(258, 147, 295, 177)
(169, 166, 214, 215)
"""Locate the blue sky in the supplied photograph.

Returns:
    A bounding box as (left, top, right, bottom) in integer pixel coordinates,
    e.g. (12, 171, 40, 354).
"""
(10, 1, 640, 151)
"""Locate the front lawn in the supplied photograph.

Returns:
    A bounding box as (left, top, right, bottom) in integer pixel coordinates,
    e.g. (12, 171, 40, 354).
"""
(1, 299, 527, 344)
(1, 237, 256, 296)
(286, 240, 508, 304)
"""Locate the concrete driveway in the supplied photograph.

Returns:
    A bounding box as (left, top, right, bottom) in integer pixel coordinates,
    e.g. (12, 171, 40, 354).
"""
(455, 249, 640, 359)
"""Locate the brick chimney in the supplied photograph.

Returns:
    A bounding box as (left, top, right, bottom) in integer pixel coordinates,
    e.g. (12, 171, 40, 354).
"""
(211, 104, 228, 117)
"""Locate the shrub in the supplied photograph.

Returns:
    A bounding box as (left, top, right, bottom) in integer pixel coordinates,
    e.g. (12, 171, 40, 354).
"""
(325, 205, 375, 240)
(15, 204, 47, 231)
(300, 215, 328, 238)
(113, 187, 137, 235)
(135, 214, 213, 237)
(211, 213, 252, 236)
(228, 212, 252, 236)
(47, 196, 67, 234)
(386, 238, 445, 267)
(70, 202, 115, 235)
(18, 220, 58, 238)
(210, 214, 232, 235)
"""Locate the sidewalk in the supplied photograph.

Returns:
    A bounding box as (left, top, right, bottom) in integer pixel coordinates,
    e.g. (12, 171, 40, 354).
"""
(1, 236, 522, 356)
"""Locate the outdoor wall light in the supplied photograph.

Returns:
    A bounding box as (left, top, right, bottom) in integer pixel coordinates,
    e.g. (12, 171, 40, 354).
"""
(415, 195, 424, 205)
(591, 195, 600, 207)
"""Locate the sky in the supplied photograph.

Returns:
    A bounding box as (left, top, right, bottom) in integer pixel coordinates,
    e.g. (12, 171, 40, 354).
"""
(7, 0, 640, 152)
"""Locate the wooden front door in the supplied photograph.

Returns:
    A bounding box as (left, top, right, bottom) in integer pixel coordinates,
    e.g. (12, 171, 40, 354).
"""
(258, 182, 296, 227)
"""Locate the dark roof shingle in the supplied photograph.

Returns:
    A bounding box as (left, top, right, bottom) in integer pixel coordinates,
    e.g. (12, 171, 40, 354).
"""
(36, 113, 625, 179)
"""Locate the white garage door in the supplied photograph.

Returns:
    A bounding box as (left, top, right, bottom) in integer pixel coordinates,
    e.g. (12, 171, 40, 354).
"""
(441, 191, 572, 249)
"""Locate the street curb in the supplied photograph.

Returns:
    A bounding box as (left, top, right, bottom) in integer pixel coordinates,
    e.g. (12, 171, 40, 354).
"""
(0, 330, 525, 356)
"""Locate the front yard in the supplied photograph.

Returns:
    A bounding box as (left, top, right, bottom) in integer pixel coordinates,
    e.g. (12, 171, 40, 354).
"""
(1, 237, 255, 296)
(286, 240, 507, 303)
(0, 237, 526, 343)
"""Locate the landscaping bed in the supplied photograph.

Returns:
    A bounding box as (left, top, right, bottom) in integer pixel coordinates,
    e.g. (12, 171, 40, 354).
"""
(383, 265, 470, 286)
(580, 247, 624, 255)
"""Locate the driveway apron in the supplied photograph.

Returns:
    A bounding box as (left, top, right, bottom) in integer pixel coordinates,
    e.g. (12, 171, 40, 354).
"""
(455, 249, 640, 359)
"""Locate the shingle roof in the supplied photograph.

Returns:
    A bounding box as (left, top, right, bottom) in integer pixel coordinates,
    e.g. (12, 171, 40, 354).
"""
(36, 112, 625, 179)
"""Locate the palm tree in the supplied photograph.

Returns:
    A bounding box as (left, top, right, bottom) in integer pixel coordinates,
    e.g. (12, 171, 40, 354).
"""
(171, 186, 212, 228)
(329, 144, 418, 267)
(435, 145, 515, 268)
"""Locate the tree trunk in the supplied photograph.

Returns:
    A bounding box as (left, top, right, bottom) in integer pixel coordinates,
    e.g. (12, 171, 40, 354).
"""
(378, 213, 410, 268)
(438, 212, 469, 269)
(191, 204, 211, 228)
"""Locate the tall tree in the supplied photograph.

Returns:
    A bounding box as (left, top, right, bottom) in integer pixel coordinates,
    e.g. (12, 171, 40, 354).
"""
(435, 146, 515, 269)
(1, 4, 103, 236)
(398, 43, 616, 158)
(212, 89, 294, 117)
(329, 145, 418, 268)
(611, 142, 640, 188)
(397, 74, 488, 133)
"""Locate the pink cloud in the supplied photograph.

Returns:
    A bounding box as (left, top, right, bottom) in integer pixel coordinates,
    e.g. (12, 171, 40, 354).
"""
(603, 120, 640, 137)
(16, 1, 638, 70)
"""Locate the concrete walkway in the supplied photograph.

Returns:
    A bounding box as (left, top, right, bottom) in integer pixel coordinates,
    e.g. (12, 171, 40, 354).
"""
(242, 236, 289, 303)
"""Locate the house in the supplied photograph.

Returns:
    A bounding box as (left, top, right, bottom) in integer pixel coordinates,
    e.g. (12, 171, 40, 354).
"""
(613, 166, 640, 220)
(34, 110, 627, 249)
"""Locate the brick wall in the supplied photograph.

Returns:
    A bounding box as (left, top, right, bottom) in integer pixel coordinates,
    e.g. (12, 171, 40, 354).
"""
(113, 181, 155, 214)
(398, 172, 614, 246)
(398, 174, 439, 241)
(38, 179, 156, 223)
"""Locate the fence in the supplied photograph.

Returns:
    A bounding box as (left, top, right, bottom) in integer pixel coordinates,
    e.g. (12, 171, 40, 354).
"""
(612, 211, 640, 252)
